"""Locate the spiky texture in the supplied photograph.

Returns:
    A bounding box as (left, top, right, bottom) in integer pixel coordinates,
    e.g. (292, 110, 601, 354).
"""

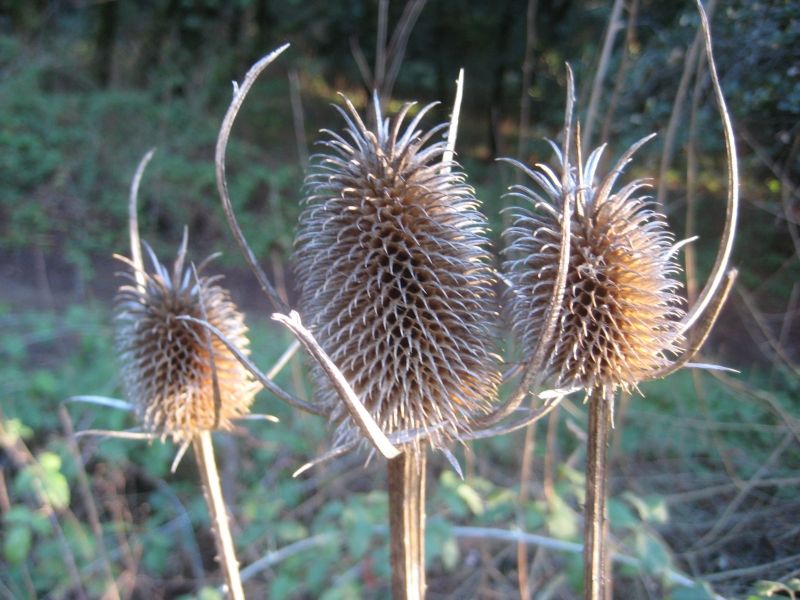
(503, 139, 685, 395)
(114, 245, 258, 442)
(293, 97, 500, 448)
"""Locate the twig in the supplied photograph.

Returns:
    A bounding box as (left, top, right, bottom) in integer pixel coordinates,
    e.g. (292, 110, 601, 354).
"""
(237, 533, 337, 583)
(582, 0, 625, 153)
(656, 0, 717, 209)
(452, 526, 725, 598)
(600, 0, 639, 145)
(288, 70, 308, 169)
(267, 339, 301, 380)
(215, 44, 291, 314)
(515, 0, 539, 178)
(178, 315, 323, 415)
(384, 0, 428, 101)
(59, 407, 121, 600)
(736, 285, 800, 376)
(689, 432, 795, 551)
(272, 311, 400, 460)
(685, 47, 708, 304)
(477, 66, 576, 428)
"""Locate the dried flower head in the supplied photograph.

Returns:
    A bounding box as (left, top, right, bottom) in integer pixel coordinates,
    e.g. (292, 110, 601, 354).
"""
(293, 97, 500, 447)
(503, 137, 685, 396)
(114, 240, 258, 442)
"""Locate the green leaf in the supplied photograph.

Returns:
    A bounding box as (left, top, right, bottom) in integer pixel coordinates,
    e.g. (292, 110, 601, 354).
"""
(634, 530, 672, 573)
(0, 418, 32, 445)
(195, 588, 224, 600)
(623, 492, 669, 524)
(319, 581, 361, 600)
(456, 482, 484, 516)
(4, 522, 32, 564)
(753, 580, 791, 596)
(546, 495, 578, 540)
(269, 572, 297, 600)
(608, 497, 639, 529)
(341, 503, 372, 559)
(441, 537, 460, 571)
(37, 454, 70, 510)
(669, 582, 716, 600)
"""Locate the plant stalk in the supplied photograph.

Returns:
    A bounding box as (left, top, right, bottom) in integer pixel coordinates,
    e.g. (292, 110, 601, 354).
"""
(583, 388, 613, 600)
(193, 430, 245, 600)
(388, 448, 427, 600)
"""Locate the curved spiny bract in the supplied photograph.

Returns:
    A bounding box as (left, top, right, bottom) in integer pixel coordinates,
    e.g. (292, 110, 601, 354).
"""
(503, 140, 685, 397)
(114, 244, 258, 443)
(293, 97, 500, 449)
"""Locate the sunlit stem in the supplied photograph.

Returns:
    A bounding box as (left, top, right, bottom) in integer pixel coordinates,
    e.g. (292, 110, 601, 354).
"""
(388, 448, 427, 600)
(583, 388, 613, 600)
(193, 430, 245, 600)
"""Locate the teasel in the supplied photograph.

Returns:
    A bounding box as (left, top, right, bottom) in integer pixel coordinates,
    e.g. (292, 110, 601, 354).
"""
(110, 151, 255, 600)
(502, 3, 739, 596)
(114, 236, 258, 444)
(291, 91, 500, 598)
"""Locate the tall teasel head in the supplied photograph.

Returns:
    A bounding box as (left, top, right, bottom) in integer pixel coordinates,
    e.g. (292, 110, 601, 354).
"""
(292, 96, 500, 448)
(503, 135, 686, 396)
(114, 236, 259, 443)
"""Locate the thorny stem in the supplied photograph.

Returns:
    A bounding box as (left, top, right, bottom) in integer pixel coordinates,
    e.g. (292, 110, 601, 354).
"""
(193, 430, 245, 600)
(388, 449, 427, 600)
(583, 388, 613, 600)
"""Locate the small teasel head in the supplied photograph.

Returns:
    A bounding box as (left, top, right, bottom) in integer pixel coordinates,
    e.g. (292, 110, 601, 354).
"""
(114, 235, 258, 443)
(293, 95, 500, 448)
(503, 134, 686, 397)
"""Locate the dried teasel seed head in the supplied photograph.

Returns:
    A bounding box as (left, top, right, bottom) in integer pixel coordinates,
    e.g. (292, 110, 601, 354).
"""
(503, 137, 685, 396)
(114, 241, 258, 442)
(293, 96, 500, 448)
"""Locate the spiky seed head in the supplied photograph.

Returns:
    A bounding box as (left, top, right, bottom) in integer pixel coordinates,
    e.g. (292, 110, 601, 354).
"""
(503, 138, 685, 396)
(293, 96, 500, 448)
(114, 243, 258, 442)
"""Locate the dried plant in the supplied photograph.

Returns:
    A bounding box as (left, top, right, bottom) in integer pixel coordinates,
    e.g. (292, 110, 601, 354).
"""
(293, 96, 500, 450)
(114, 238, 258, 443)
(291, 95, 499, 598)
(503, 133, 685, 398)
(69, 150, 264, 600)
(500, 1, 738, 597)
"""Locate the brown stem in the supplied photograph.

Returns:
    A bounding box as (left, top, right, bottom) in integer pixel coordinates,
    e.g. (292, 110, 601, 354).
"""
(583, 388, 613, 600)
(193, 431, 244, 600)
(388, 449, 427, 600)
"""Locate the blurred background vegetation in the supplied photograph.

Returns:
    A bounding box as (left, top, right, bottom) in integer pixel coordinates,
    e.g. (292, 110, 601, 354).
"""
(1, 1, 798, 598)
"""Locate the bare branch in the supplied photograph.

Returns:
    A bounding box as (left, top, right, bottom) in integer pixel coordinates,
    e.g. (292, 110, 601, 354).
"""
(582, 0, 625, 153)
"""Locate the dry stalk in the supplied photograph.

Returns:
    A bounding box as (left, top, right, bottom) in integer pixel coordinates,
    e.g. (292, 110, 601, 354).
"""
(193, 431, 244, 600)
